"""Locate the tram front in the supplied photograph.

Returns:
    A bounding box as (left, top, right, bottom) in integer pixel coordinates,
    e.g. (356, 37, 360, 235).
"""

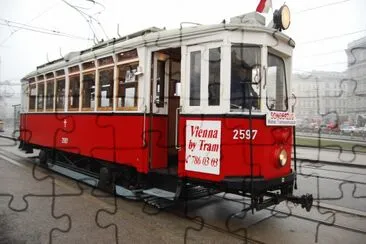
(178, 5, 312, 211)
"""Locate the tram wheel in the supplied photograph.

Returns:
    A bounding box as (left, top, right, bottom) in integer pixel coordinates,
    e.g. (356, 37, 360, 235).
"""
(39, 149, 48, 165)
(98, 167, 115, 194)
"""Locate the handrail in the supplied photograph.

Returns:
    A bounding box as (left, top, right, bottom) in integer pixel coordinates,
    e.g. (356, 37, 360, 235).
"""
(175, 106, 182, 150)
(142, 105, 147, 147)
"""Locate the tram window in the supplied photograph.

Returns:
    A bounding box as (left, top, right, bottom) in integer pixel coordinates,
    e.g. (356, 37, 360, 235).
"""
(29, 83, 36, 111)
(230, 46, 261, 111)
(56, 69, 65, 77)
(98, 68, 114, 109)
(82, 61, 95, 70)
(46, 72, 54, 79)
(98, 56, 114, 67)
(37, 75, 44, 81)
(68, 75, 80, 110)
(124, 87, 136, 107)
(190, 51, 201, 106)
(56, 79, 65, 110)
(37, 82, 45, 112)
(82, 72, 95, 110)
(208, 47, 221, 106)
(68, 65, 80, 73)
(266, 54, 288, 111)
(117, 62, 138, 110)
(155, 60, 166, 108)
(46, 80, 55, 110)
(117, 49, 138, 62)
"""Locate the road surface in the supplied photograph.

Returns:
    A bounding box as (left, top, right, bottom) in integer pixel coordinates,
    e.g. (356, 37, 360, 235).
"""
(0, 137, 365, 243)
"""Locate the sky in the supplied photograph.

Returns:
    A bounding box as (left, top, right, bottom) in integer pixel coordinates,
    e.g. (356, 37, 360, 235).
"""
(0, 0, 366, 84)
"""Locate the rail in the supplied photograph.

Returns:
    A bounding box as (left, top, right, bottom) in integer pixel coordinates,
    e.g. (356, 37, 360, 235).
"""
(175, 106, 181, 150)
(143, 105, 147, 147)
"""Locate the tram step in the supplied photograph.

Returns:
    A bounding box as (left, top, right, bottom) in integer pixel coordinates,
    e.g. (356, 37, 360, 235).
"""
(182, 185, 213, 200)
(147, 172, 179, 193)
(144, 196, 176, 209)
(115, 185, 143, 200)
(143, 188, 176, 200)
(46, 162, 143, 199)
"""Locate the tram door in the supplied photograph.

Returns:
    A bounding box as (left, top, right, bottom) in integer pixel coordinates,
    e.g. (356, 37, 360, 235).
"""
(151, 49, 181, 171)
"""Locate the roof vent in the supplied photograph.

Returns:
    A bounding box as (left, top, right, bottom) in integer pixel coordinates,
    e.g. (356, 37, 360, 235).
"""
(64, 51, 80, 62)
(230, 11, 265, 26)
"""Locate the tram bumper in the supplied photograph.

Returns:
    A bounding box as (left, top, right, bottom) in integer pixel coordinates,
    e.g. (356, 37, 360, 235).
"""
(222, 172, 313, 212)
(223, 171, 296, 193)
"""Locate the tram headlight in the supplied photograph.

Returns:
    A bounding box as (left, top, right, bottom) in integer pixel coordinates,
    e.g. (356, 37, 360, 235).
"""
(278, 149, 288, 167)
(273, 4, 291, 31)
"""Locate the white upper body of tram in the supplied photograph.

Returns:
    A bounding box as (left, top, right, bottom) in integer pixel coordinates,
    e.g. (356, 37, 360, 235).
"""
(20, 10, 295, 124)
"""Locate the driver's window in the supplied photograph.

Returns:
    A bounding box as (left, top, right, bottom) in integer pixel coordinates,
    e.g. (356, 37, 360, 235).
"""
(266, 53, 288, 111)
(230, 45, 261, 112)
(156, 60, 166, 107)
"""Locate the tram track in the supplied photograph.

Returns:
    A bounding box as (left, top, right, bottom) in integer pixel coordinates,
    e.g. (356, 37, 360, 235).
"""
(2, 150, 365, 243)
(1, 138, 365, 242)
(163, 199, 266, 244)
(211, 194, 366, 240)
(160, 191, 366, 244)
(296, 161, 366, 177)
(0, 149, 267, 243)
(179, 211, 265, 244)
(294, 157, 366, 169)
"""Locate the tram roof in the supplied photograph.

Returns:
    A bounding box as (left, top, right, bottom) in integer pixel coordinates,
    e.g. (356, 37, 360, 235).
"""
(22, 12, 294, 81)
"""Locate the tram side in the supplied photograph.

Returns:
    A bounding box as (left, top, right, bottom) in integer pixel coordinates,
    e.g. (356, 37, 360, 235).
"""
(18, 12, 313, 211)
(19, 46, 170, 176)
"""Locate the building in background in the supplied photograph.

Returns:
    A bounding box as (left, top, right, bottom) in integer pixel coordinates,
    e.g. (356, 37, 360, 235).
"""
(345, 36, 366, 123)
(292, 71, 347, 124)
(0, 81, 21, 131)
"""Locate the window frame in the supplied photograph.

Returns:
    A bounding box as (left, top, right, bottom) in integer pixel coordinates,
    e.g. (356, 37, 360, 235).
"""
(24, 49, 142, 114)
(81, 71, 96, 111)
(36, 76, 45, 112)
(116, 59, 139, 111)
(185, 43, 225, 114)
(208, 47, 221, 106)
(55, 71, 66, 112)
(45, 77, 55, 111)
(229, 44, 262, 113)
(28, 78, 37, 112)
(189, 50, 201, 107)
(266, 52, 289, 112)
(68, 73, 81, 111)
(97, 67, 114, 111)
(45, 72, 56, 112)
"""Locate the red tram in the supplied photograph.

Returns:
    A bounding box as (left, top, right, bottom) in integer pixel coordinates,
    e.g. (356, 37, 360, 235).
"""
(19, 6, 312, 211)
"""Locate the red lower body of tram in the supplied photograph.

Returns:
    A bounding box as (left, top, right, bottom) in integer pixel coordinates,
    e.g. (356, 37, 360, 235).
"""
(19, 112, 313, 210)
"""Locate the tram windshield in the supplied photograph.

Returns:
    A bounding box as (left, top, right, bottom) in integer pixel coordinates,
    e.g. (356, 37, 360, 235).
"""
(266, 53, 288, 111)
(230, 46, 261, 112)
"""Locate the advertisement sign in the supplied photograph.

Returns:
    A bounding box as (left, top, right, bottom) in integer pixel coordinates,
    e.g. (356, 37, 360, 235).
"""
(185, 120, 221, 175)
(266, 111, 296, 126)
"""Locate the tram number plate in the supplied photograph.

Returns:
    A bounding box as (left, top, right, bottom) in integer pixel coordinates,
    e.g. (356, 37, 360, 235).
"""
(61, 137, 69, 144)
(232, 129, 258, 140)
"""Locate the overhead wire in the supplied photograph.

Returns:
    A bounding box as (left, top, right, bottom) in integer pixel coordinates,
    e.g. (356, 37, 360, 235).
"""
(294, 0, 366, 71)
(289, 0, 359, 71)
(0, 3, 60, 46)
(0, 19, 92, 41)
(61, 0, 99, 43)
(294, 0, 351, 13)
(298, 29, 366, 45)
(296, 49, 345, 58)
(61, 0, 108, 43)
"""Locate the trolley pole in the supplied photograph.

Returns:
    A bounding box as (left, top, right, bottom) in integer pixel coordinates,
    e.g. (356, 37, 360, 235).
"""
(292, 93, 297, 190)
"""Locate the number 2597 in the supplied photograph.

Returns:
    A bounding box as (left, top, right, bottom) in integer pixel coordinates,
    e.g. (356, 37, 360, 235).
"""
(233, 129, 258, 140)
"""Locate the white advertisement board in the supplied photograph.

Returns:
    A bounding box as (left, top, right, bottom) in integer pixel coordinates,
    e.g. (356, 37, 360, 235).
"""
(266, 111, 296, 126)
(185, 120, 221, 175)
